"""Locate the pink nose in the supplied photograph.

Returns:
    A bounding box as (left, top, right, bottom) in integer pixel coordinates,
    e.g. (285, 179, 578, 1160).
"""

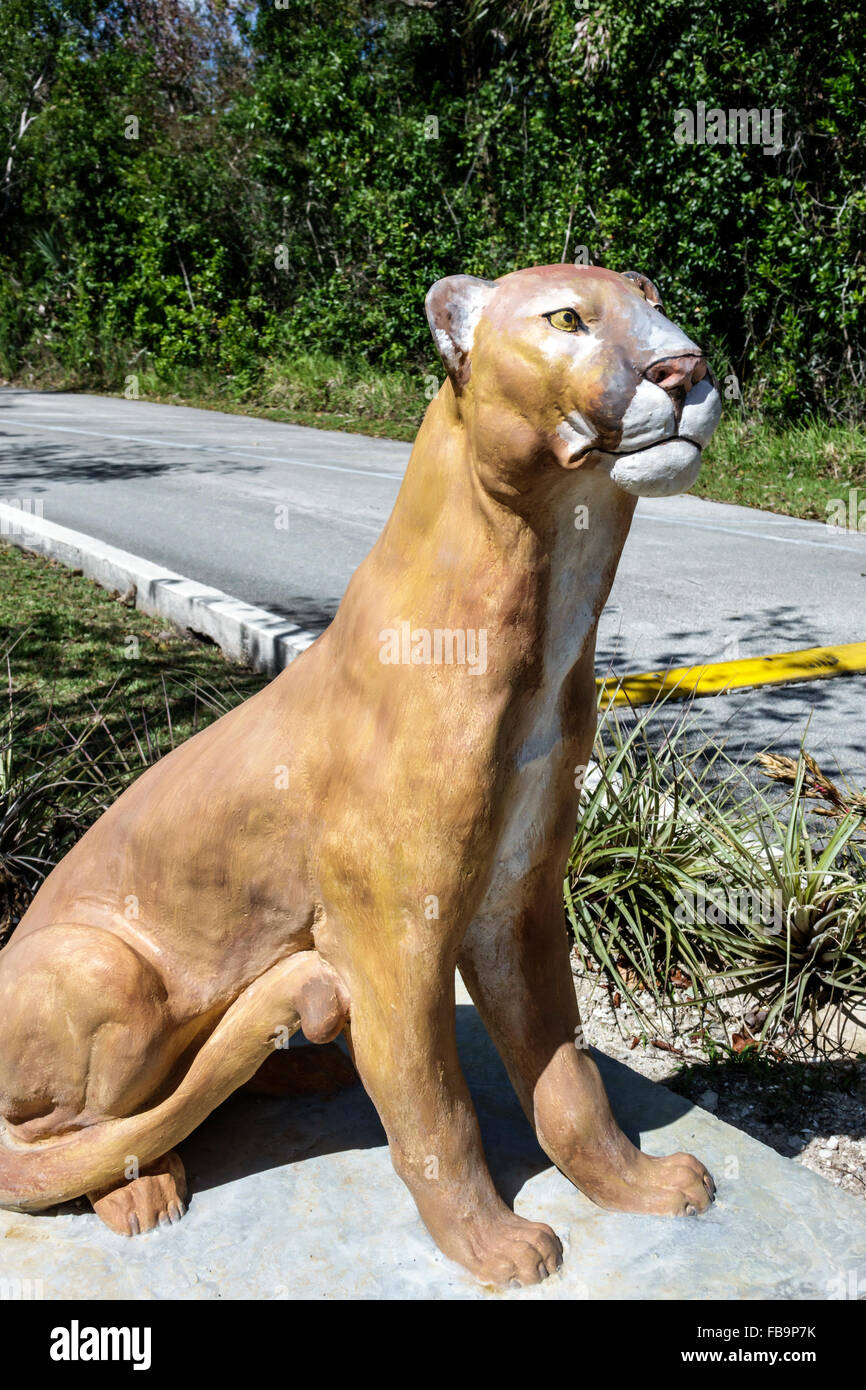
(644, 355, 707, 394)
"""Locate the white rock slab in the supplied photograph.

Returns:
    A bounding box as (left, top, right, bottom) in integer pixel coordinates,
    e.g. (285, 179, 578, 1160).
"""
(2, 983, 864, 1300)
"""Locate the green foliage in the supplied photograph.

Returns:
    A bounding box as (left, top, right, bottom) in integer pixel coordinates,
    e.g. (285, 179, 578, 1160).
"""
(0, 667, 131, 947)
(566, 702, 866, 1048)
(0, 0, 863, 418)
(694, 412, 866, 517)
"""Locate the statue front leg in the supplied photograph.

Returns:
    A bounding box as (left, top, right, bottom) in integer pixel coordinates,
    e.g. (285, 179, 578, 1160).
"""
(343, 938, 562, 1287)
(460, 888, 716, 1218)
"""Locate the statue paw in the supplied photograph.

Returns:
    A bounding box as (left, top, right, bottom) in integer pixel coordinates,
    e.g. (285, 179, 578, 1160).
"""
(461, 1212, 563, 1288)
(635, 1150, 716, 1216)
(88, 1149, 188, 1236)
(570, 1144, 716, 1217)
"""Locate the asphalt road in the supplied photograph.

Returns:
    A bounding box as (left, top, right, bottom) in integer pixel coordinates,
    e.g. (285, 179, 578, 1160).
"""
(2, 388, 865, 776)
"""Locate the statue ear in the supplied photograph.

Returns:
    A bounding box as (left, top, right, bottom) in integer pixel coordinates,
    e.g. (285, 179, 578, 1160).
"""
(622, 271, 664, 311)
(425, 275, 495, 391)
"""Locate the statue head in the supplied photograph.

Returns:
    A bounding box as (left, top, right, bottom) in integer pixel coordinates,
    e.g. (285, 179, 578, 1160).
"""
(425, 263, 721, 501)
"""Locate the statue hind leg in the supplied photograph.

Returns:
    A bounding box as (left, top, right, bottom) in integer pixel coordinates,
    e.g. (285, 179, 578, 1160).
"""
(0, 924, 181, 1142)
(0, 923, 195, 1234)
(88, 1149, 189, 1236)
(0, 931, 350, 1230)
(87, 947, 355, 1236)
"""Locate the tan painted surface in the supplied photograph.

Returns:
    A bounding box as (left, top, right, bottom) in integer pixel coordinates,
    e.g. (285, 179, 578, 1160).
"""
(0, 265, 722, 1286)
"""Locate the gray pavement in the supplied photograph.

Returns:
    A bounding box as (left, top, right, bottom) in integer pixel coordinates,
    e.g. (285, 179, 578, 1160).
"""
(1, 389, 864, 775)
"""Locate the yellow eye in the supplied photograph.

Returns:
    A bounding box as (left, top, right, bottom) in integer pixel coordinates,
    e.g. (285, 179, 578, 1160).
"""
(547, 308, 583, 332)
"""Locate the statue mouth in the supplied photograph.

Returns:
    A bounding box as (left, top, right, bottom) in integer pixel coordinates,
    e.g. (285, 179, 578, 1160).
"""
(608, 433, 703, 458)
(574, 433, 703, 463)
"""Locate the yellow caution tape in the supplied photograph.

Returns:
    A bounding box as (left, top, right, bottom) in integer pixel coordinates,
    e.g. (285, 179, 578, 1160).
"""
(597, 641, 866, 709)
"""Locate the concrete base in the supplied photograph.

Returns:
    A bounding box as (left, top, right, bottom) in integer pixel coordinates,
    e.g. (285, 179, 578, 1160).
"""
(2, 985, 865, 1301)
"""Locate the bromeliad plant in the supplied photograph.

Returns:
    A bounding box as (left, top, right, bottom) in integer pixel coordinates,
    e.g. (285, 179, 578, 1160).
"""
(565, 697, 866, 1052)
(565, 702, 723, 1018)
(688, 755, 866, 1051)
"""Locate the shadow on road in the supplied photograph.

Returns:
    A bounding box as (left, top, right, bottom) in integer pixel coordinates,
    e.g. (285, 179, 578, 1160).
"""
(0, 433, 265, 488)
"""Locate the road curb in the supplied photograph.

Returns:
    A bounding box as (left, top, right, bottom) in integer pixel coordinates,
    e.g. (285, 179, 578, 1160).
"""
(0, 502, 318, 675)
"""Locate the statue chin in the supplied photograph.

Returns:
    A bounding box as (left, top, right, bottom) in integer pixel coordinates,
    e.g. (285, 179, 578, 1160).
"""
(605, 439, 702, 498)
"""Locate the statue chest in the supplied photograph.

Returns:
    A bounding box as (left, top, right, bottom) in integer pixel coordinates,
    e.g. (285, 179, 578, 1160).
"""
(476, 526, 600, 915)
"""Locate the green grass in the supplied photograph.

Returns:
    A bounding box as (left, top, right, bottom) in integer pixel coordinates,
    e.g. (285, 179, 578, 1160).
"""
(696, 413, 866, 520)
(0, 542, 270, 941)
(0, 543, 268, 761)
(113, 351, 427, 444)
